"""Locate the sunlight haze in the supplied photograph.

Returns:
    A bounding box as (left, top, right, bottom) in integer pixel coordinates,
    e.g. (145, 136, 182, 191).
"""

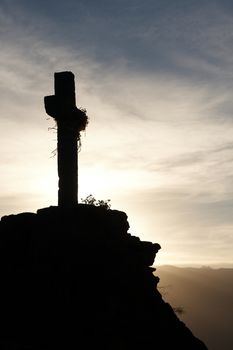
(1, 0, 233, 268)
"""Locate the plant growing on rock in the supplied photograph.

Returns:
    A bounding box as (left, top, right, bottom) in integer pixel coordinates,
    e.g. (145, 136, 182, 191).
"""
(81, 194, 111, 210)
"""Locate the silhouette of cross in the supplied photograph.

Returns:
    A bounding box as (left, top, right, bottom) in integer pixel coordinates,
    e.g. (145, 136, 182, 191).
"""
(44, 72, 87, 207)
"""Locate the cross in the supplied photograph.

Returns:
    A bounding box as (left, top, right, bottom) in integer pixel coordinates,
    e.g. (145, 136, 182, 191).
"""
(44, 71, 88, 208)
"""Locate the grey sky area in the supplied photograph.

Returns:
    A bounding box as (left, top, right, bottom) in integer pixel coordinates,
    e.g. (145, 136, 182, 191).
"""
(1, 0, 233, 266)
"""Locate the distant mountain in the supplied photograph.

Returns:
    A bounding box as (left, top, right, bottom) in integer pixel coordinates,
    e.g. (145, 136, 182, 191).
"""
(155, 265, 233, 350)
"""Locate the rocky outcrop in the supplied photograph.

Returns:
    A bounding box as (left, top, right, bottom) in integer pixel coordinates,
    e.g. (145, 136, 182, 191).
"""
(0, 205, 208, 349)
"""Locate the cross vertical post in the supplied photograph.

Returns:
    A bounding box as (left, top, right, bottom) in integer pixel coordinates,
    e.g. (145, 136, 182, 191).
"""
(44, 72, 88, 208)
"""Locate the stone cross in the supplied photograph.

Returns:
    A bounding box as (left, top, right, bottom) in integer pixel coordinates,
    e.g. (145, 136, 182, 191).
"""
(44, 71, 87, 208)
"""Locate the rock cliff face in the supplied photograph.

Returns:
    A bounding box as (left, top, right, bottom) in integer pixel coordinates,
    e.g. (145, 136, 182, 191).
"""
(0, 205, 208, 349)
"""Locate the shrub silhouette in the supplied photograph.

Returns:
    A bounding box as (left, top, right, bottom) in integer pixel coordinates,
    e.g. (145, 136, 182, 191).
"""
(81, 194, 111, 209)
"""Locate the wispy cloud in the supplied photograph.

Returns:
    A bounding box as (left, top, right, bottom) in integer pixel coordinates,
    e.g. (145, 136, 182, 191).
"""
(1, 0, 233, 266)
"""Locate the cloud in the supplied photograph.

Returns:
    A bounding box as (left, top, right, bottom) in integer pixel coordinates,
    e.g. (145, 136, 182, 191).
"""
(1, 0, 233, 266)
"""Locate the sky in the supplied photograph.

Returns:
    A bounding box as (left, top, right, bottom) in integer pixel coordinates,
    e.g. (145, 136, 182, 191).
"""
(1, 0, 233, 267)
